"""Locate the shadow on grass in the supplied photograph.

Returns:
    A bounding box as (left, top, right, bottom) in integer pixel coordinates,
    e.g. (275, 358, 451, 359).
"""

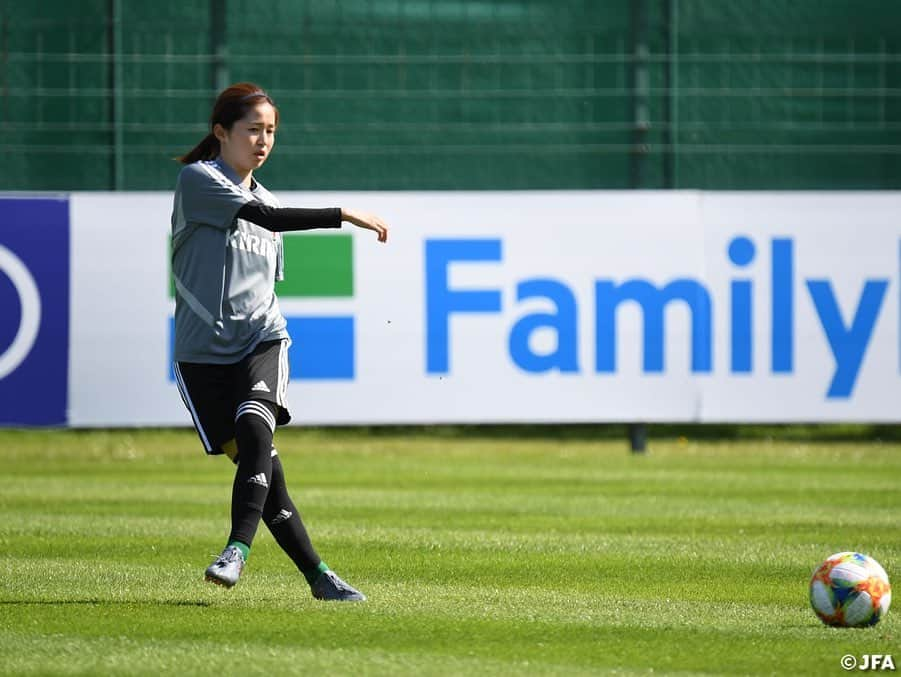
(8, 423, 901, 445)
(288, 423, 901, 443)
(0, 599, 212, 607)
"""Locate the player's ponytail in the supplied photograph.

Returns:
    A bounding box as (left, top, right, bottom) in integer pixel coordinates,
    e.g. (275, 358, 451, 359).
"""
(177, 82, 278, 165)
(178, 133, 220, 164)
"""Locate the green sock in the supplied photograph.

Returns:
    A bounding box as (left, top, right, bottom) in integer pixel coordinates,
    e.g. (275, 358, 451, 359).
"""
(227, 540, 250, 561)
(304, 561, 329, 586)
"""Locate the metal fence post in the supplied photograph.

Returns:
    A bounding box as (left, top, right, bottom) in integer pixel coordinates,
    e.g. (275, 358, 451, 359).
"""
(210, 0, 228, 94)
(108, 0, 124, 190)
(663, 0, 679, 189)
(630, 0, 650, 190)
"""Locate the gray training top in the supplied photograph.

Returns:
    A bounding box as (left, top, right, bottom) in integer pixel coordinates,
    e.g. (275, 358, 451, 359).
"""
(171, 158, 288, 364)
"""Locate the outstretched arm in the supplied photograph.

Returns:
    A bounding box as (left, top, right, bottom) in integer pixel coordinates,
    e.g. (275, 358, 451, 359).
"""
(236, 201, 388, 242)
(236, 201, 341, 231)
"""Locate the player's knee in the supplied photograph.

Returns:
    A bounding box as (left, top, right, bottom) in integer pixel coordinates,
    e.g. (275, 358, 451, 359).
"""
(235, 400, 276, 434)
(234, 399, 276, 462)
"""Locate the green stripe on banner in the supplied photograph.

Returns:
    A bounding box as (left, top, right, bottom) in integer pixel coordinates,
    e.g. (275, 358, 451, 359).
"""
(277, 234, 353, 298)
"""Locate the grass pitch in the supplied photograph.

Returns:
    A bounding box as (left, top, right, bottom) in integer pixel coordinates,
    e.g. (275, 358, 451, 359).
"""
(0, 428, 897, 675)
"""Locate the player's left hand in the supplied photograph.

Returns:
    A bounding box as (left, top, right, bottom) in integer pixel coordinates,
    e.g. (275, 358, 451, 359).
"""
(341, 209, 389, 243)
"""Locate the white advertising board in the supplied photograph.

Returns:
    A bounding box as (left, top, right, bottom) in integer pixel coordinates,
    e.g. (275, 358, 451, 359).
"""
(3, 191, 898, 427)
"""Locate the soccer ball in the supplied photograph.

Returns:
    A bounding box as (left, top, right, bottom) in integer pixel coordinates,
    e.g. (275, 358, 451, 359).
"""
(809, 552, 891, 627)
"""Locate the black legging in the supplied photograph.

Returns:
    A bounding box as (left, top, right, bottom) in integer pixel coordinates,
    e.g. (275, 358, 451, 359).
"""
(229, 399, 323, 581)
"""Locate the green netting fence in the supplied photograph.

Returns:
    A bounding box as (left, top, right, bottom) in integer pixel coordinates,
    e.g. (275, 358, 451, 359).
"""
(2, 0, 899, 191)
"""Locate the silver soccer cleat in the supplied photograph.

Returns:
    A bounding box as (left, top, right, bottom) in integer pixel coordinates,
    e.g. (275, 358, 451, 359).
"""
(204, 545, 245, 588)
(311, 570, 366, 602)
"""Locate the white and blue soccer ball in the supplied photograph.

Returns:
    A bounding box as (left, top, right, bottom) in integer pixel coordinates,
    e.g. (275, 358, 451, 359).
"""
(809, 552, 891, 627)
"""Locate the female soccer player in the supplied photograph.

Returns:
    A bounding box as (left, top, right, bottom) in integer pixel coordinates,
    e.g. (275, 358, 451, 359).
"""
(171, 82, 387, 601)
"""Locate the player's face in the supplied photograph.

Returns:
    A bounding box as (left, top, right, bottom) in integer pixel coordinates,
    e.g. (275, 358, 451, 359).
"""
(217, 102, 277, 177)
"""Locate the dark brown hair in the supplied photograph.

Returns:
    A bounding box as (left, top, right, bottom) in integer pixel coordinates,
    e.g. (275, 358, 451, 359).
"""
(178, 82, 279, 164)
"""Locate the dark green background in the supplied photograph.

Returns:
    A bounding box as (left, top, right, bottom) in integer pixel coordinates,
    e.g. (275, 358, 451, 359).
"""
(2, 0, 899, 191)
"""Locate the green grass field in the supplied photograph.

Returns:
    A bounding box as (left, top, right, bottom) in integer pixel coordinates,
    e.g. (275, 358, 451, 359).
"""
(0, 428, 897, 675)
